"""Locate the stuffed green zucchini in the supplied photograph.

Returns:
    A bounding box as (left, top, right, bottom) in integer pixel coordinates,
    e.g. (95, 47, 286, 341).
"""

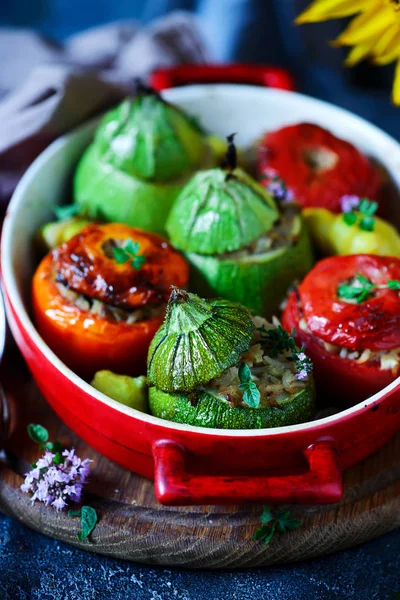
(147, 288, 315, 429)
(166, 136, 314, 317)
(73, 84, 214, 235)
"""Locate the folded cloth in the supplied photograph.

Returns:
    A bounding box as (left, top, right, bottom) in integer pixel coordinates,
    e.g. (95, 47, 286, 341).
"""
(0, 11, 209, 206)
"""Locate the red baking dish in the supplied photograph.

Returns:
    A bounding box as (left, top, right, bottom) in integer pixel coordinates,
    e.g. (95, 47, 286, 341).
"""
(2, 73, 400, 506)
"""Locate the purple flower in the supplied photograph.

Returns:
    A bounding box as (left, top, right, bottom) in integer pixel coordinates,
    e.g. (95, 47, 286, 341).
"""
(21, 447, 92, 511)
(266, 176, 295, 205)
(340, 195, 360, 213)
(296, 369, 309, 381)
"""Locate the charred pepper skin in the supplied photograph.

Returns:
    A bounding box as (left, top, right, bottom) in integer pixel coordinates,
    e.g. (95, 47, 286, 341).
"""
(32, 224, 189, 378)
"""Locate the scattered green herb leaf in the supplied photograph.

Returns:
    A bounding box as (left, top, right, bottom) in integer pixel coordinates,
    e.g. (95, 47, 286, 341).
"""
(68, 506, 98, 542)
(343, 211, 358, 226)
(27, 424, 49, 444)
(238, 362, 261, 408)
(112, 239, 146, 270)
(337, 273, 400, 304)
(41, 440, 63, 453)
(254, 506, 302, 546)
(258, 326, 313, 379)
(53, 452, 63, 465)
(54, 204, 80, 221)
(342, 197, 378, 232)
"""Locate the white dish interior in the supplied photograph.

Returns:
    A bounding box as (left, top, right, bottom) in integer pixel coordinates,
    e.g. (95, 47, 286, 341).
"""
(2, 84, 400, 436)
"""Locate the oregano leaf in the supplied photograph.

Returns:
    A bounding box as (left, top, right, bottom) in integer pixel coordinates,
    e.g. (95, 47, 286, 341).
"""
(27, 424, 49, 444)
(78, 506, 98, 542)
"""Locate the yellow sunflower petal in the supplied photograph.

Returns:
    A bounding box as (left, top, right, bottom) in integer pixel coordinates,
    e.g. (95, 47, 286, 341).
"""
(392, 57, 400, 105)
(296, 0, 371, 24)
(373, 22, 400, 56)
(372, 27, 400, 60)
(333, 4, 394, 46)
(344, 41, 375, 65)
(373, 46, 400, 64)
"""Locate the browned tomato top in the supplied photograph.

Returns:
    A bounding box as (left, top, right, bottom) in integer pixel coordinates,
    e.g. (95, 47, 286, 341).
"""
(258, 123, 381, 213)
(53, 223, 189, 309)
(299, 255, 400, 350)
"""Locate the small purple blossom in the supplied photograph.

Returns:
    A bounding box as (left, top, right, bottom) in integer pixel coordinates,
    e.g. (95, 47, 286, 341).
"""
(264, 173, 295, 205)
(340, 194, 360, 213)
(294, 351, 313, 380)
(296, 369, 309, 381)
(21, 448, 92, 510)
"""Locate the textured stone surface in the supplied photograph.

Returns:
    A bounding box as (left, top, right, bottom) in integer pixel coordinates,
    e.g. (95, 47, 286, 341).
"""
(0, 514, 399, 600)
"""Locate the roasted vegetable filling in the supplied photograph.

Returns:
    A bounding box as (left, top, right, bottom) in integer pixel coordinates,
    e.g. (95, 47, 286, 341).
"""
(56, 278, 165, 324)
(205, 317, 310, 407)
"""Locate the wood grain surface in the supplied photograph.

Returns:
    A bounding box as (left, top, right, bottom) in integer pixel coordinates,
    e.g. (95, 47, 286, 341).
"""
(0, 346, 399, 569)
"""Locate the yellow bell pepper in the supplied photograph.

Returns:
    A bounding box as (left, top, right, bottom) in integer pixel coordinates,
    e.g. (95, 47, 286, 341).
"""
(304, 207, 400, 257)
(91, 370, 148, 413)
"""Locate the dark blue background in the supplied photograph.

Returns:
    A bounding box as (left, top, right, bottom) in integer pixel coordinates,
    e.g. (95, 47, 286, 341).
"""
(1, 1, 399, 597)
(1, 514, 399, 600)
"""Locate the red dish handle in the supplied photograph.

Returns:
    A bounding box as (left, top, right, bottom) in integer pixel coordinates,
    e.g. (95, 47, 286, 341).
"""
(150, 63, 295, 92)
(153, 440, 342, 506)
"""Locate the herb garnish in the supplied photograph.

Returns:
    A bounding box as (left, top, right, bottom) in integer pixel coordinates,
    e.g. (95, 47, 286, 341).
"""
(258, 326, 313, 380)
(254, 506, 302, 546)
(27, 423, 63, 453)
(22, 424, 94, 516)
(342, 197, 378, 232)
(68, 506, 98, 542)
(337, 273, 400, 304)
(238, 362, 261, 408)
(54, 204, 80, 221)
(112, 239, 146, 270)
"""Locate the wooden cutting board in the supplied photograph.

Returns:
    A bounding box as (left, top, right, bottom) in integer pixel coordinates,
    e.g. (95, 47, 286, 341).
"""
(0, 345, 399, 569)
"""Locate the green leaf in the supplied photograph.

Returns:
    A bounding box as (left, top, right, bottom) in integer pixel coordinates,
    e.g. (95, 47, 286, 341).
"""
(54, 204, 80, 221)
(41, 440, 63, 453)
(356, 272, 370, 285)
(68, 509, 82, 517)
(359, 216, 375, 232)
(358, 198, 378, 216)
(391, 592, 400, 600)
(276, 510, 302, 533)
(343, 211, 358, 226)
(131, 255, 146, 270)
(387, 280, 400, 290)
(238, 362, 252, 385)
(77, 506, 98, 542)
(254, 507, 302, 546)
(53, 452, 63, 465)
(242, 383, 261, 408)
(112, 246, 130, 265)
(124, 239, 140, 255)
(27, 424, 49, 444)
(260, 506, 274, 525)
(253, 526, 270, 541)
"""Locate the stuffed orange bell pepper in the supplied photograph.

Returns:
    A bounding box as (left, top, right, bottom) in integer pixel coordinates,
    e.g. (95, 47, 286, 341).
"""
(32, 223, 189, 378)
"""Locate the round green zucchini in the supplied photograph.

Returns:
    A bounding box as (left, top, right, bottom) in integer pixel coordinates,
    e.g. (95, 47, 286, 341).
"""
(149, 384, 315, 429)
(187, 215, 313, 318)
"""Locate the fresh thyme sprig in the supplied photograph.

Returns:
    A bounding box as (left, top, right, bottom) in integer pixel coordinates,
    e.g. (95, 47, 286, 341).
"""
(258, 325, 313, 380)
(342, 197, 378, 232)
(254, 506, 302, 546)
(113, 239, 146, 270)
(337, 273, 400, 304)
(238, 362, 261, 408)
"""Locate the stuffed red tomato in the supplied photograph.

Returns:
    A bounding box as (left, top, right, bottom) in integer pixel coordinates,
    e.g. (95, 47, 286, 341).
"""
(258, 123, 381, 213)
(282, 254, 400, 405)
(32, 223, 189, 378)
